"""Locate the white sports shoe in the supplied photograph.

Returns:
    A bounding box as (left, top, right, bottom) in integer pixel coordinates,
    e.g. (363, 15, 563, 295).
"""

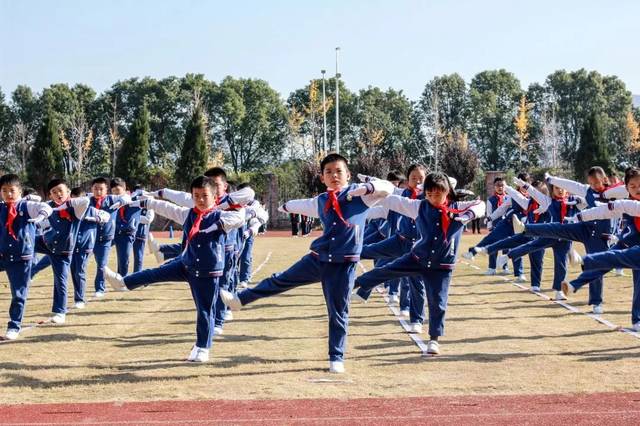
(103, 267, 128, 291)
(592, 304, 604, 315)
(147, 232, 156, 254)
(561, 281, 575, 296)
(500, 267, 511, 275)
(567, 249, 583, 267)
(213, 326, 224, 336)
(462, 251, 475, 261)
(191, 347, 209, 363)
(148, 236, 165, 264)
(614, 269, 625, 277)
(223, 310, 233, 321)
(426, 340, 440, 355)
(388, 294, 400, 305)
(484, 268, 496, 276)
(512, 215, 525, 234)
(239, 281, 249, 289)
(351, 292, 367, 304)
(554, 291, 568, 301)
(496, 255, 509, 271)
(329, 361, 345, 373)
(5, 329, 19, 340)
(408, 322, 423, 334)
(74, 301, 86, 309)
(51, 313, 66, 324)
(514, 275, 528, 283)
(531, 286, 541, 292)
(631, 322, 640, 332)
(220, 290, 242, 311)
(475, 247, 488, 256)
(94, 291, 105, 298)
(400, 309, 410, 318)
(187, 345, 199, 361)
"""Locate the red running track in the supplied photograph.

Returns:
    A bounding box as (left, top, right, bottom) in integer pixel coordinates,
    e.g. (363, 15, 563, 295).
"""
(1, 393, 639, 425)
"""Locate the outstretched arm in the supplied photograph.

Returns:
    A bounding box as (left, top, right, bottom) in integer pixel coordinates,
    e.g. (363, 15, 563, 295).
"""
(279, 197, 320, 218)
(577, 200, 640, 222)
(504, 185, 529, 210)
(381, 194, 420, 220)
(546, 174, 589, 198)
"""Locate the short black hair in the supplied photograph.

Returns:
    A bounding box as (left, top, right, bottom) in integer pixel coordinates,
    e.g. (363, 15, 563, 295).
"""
(190, 175, 216, 191)
(386, 171, 405, 182)
(624, 167, 640, 185)
(70, 187, 84, 197)
(47, 178, 68, 193)
(406, 164, 428, 177)
(423, 172, 452, 194)
(91, 177, 109, 187)
(110, 177, 126, 189)
(493, 177, 504, 184)
(204, 167, 227, 181)
(516, 172, 531, 183)
(320, 153, 349, 173)
(237, 182, 251, 190)
(0, 174, 22, 189)
(22, 186, 37, 196)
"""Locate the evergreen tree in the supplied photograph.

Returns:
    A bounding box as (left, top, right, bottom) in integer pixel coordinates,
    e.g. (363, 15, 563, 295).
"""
(27, 110, 64, 193)
(175, 103, 208, 189)
(574, 113, 612, 178)
(115, 102, 150, 184)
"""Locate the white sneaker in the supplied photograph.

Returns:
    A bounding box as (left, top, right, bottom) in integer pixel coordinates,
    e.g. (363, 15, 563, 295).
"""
(462, 251, 475, 261)
(496, 255, 509, 271)
(561, 280, 575, 295)
(408, 322, 423, 334)
(74, 301, 86, 309)
(147, 233, 156, 254)
(5, 329, 19, 340)
(223, 310, 233, 321)
(484, 268, 496, 276)
(388, 294, 400, 305)
(514, 275, 527, 283)
(148, 234, 165, 263)
(475, 247, 488, 256)
(400, 309, 410, 318)
(103, 267, 128, 292)
(631, 322, 640, 332)
(191, 347, 209, 363)
(239, 281, 249, 289)
(531, 286, 541, 292)
(426, 340, 440, 355)
(329, 360, 345, 374)
(501, 267, 511, 275)
(213, 326, 224, 336)
(512, 215, 525, 234)
(94, 291, 105, 298)
(568, 249, 583, 267)
(51, 313, 66, 324)
(554, 291, 568, 301)
(187, 345, 199, 361)
(592, 304, 604, 315)
(614, 269, 625, 277)
(351, 292, 367, 304)
(220, 289, 242, 311)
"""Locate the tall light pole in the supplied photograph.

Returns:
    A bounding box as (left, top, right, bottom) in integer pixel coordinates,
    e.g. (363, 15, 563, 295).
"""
(335, 47, 341, 154)
(321, 69, 327, 154)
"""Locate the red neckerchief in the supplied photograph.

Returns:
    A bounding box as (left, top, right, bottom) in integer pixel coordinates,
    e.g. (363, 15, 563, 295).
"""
(410, 187, 420, 200)
(56, 199, 72, 221)
(118, 206, 127, 223)
(5, 202, 18, 240)
(324, 189, 348, 225)
(94, 196, 105, 210)
(553, 196, 568, 222)
(436, 202, 467, 238)
(187, 206, 216, 241)
(525, 200, 540, 223)
(495, 192, 504, 206)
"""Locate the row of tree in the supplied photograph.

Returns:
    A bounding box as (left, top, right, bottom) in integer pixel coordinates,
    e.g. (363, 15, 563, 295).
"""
(0, 70, 639, 194)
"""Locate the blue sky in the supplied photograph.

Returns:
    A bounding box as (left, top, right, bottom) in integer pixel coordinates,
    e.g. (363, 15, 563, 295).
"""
(1, 0, 639, 100)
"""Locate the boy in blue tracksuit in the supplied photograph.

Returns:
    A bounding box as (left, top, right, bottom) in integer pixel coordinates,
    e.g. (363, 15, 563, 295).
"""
(34, 178, 90, 324)
(103, 176, 248, 362)
(514, 167, 617, 314)
(220, 153, 395, 374)
(0, 174, 52, 340)
(353, 172, 486, 355)
(237, 197, 269, 288)
(89, 177, 131, 298)
(110, 178, 143, 278)
(485, 177, 510, 275)
(131, 186, 155, 273)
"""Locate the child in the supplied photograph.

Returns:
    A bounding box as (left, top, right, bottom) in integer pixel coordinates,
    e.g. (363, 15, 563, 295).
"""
(485, 177, 509, 275)
(513, 167, 616, 314)
(34, 178, 89, 323)
(220, 153, 394, 373)
(0, 174, 52, 340)
(103, 176, 248, 362)
(352, 172, 485, 355)
(111, 178, 143, 278)
(132, 185, 156, 273)
(237, 183, 270, 289)
(89, 177, 131, 297)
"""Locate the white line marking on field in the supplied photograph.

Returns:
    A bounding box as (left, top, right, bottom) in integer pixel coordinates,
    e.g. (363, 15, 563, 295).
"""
(460, 261, 640, 340)
(356, 262, 430, 356)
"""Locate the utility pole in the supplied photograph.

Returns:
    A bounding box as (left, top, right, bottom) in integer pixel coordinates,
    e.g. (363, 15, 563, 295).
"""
(321, 69, 327, 153)
(335, 47, 341, 153)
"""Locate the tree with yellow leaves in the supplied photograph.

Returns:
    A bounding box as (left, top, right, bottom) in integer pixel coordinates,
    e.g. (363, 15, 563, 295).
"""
(513, 95, 533, 169)
(626, 110, 640, 152)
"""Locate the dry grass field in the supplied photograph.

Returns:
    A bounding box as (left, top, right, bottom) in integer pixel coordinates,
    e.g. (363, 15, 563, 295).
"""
(1, 234, 639, 405)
